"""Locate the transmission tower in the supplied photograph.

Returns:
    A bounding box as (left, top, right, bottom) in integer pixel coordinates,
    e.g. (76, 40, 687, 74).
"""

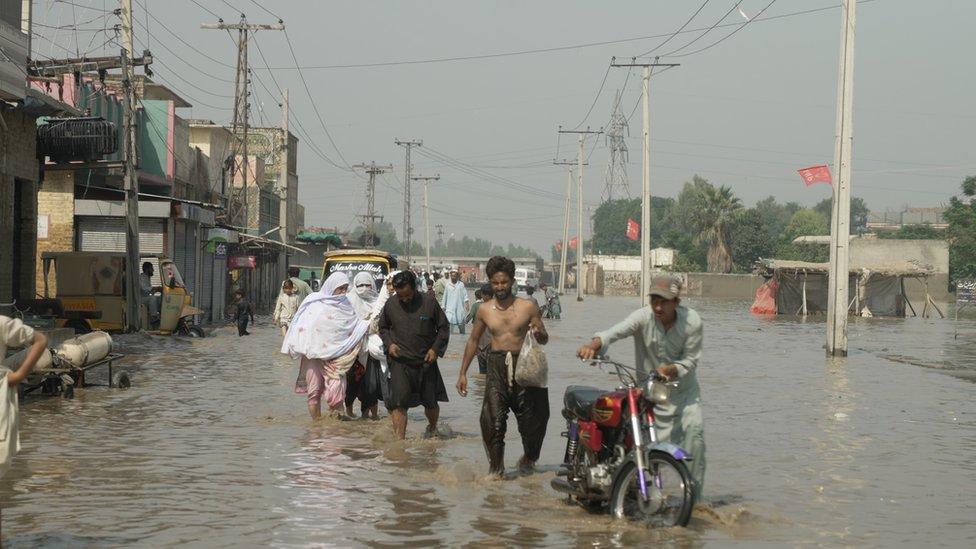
(603, 89, 631, 202)
(353, 163, 392, 247)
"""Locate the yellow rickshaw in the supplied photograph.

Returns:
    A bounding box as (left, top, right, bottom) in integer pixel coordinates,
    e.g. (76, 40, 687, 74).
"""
(322, 249, 400, 291)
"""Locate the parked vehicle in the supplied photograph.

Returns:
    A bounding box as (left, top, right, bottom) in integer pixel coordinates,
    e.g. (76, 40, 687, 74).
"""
(515, 267, 539, 292)
(551, 357, 694, 527)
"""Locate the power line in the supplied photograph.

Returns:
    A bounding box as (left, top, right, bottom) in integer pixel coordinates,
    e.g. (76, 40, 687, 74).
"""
(133, 0, 235, 69)
(571, 64, 611, 130)
(637, 0, 712, 57)
(187, 0, 221, 20)
(247, 0, 281, 21)
(282, 28, 354, 171)
(666, 0, 778, 58)
(658, 0, 745, 57)
(251, 1, 876, 70)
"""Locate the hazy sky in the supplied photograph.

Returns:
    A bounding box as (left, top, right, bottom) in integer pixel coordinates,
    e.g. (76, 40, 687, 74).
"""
(31, 1, 976, 253)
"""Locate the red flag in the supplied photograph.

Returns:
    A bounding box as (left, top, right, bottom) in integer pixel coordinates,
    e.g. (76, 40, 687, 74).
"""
(797, 165, 832, 187)
(626, 218, 640, 241)
(569, 236, 579, 250)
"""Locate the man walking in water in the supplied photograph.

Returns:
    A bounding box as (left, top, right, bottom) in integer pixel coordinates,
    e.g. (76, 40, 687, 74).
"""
(379, 271, 450, 440)
(457, 256, 549, 477)
(576, 274, 706, 502)
(443, 270, 469, 334)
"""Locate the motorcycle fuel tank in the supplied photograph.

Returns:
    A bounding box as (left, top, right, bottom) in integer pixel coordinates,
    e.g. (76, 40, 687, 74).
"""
(591, 390, 627, 427)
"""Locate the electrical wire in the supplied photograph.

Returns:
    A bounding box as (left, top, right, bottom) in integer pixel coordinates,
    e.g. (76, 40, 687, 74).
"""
(658, 0, 745, 57)
(571, 64, 611, 130)
(133, 0, 235, 69)
(282, 28, 354, 171)
(637, 0, 712, 57)
(247, 0, 281, 21)
(188, 0, 221, 20)
(667, 0, 778, 58)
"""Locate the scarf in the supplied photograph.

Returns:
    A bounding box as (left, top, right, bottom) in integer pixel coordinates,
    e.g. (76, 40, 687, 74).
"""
(280, 272, 370, 360)
(347, 271, 380, 320)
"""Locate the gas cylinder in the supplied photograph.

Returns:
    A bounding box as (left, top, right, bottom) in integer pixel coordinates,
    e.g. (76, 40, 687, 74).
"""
(54, 331, 113, 367)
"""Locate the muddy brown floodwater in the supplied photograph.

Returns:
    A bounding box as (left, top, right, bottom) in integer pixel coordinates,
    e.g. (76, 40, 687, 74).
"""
(2, 296, 975, 547)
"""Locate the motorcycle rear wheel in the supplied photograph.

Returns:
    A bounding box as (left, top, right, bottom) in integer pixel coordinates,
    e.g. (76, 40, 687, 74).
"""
(608, 451, 693, 527)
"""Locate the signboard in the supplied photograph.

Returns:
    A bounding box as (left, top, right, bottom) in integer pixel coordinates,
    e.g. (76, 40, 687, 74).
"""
(228, 255, 257, 269)
(213, 241, 228, 259)
(37, 215, 49, 240)
(958, 279, 976, 304)
(324, 259, 390, 291)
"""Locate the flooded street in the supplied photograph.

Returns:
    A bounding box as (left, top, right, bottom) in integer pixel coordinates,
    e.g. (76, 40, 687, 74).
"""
(3, 296, 975, 547)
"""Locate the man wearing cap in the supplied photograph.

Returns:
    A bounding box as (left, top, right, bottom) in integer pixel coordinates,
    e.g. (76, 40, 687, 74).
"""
(576, 274, 706, 502)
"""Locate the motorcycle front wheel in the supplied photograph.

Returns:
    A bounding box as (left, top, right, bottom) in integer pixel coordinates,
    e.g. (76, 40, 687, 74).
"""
(608, 450, 694, 527)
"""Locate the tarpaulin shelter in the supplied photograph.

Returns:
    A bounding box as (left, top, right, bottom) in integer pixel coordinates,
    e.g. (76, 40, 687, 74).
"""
(752, 259, 938, 318)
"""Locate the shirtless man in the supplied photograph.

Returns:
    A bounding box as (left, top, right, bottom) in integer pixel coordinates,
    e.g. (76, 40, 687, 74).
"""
(457, 256, 549, 476)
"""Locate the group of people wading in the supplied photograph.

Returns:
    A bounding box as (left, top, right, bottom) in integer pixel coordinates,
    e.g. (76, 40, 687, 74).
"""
(276, 256, 705, 496)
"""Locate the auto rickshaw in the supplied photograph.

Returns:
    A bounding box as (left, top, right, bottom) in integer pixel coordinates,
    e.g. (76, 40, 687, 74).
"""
(155, 258, 205, 337)
(321, 249, 399, 291)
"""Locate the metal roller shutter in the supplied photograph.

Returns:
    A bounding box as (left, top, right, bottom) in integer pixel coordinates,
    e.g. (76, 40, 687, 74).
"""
(77, 217, 165, 285)
(200, 247, 214, 321)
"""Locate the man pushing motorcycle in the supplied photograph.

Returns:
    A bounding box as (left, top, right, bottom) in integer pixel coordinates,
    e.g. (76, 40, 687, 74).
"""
(576, 274, 706, 502)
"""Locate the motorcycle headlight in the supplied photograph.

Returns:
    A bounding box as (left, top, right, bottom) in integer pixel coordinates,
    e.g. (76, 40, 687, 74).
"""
(645, 378, 670, 404)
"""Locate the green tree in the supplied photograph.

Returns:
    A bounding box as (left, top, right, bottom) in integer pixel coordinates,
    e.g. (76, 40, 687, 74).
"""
(877, 224, 946, 240)
(754, 196, 802, 239)
(775, 209, 830, 262)
(813, 196, 870, 234)
(729, 208, 775, 271)
(945, 175, 976, 282)
(690, 182, 742, 273)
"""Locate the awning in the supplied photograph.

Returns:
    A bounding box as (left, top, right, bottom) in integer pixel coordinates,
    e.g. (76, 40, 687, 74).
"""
(240, 234, 309, 255)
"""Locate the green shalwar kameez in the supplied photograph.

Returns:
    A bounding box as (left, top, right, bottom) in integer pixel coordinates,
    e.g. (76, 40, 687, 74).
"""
(594, 305, 706, 501)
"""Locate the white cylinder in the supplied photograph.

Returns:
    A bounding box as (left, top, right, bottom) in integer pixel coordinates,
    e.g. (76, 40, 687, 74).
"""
(54, 331, 114, 368)
(2, 348, 54, 373)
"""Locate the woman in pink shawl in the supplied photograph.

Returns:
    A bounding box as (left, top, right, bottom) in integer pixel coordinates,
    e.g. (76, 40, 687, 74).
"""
(281, 272, 369, 419)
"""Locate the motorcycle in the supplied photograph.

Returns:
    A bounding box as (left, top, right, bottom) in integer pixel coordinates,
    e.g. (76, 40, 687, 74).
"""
(551, 357, 695, 527)
(541, 292, 561, 320)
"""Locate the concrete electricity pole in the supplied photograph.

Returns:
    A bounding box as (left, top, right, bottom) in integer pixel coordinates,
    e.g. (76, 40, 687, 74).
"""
(412, 174, 441, 273)
(278, 88, 289, 247)
(395, 139, 422, 261)
(558, 127, 602, 301)
(353, 163, 393, 247)
(554, 159, 586, 296)
(611, 58, 679, 307)
(202, 17, 284, 232)
(120, 0, 141, 332)
(826, 0, 857, 356)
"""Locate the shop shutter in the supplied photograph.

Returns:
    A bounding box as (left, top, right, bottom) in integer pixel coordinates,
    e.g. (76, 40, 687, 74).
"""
(77, 217, 165, 285)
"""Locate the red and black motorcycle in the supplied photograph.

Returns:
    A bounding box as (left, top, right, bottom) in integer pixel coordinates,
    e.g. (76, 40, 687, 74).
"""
(551, 357, 695, 527)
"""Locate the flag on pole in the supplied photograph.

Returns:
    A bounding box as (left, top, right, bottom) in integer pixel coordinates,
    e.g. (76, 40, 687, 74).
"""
(626, 218, 640, 241)
(569, 236, 579, 250)
(797, 165, 832, 187)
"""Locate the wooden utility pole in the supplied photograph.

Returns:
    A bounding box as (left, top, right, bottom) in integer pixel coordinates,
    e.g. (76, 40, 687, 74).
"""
(558, 128, 602, 301)
(611, 58, 679, 307)
(395, 139, 422, 261)
(120, 0, 141, 332)
(412, 174, 441, 273)
(353, 163, 393, 247)
(279, 88, 289, 246)
(202, 17, 284, 232)
(826, 0, 857, 356)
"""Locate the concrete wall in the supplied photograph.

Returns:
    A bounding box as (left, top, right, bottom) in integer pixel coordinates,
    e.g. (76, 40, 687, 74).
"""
(35, 170, 76, 294)
(851, 239, 949, 273)
(682, 273, 765, 298)
(0, 108, 39, 303)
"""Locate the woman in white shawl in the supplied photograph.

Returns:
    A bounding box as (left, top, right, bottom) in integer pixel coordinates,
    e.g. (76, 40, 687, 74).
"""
(343, 272, 390, 419)
(281, 272, 370, 419)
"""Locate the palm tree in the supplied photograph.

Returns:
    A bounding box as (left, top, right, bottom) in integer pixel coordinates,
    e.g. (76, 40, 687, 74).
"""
(693, 185, 742, 273)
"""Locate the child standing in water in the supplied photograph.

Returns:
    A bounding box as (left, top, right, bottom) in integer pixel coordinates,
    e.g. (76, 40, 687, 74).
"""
(234, 290, 254, 336)
(274, 280, 301, 337)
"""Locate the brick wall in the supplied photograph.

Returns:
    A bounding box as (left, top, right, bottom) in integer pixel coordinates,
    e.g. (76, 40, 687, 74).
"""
(35, 170, 76, 296)
(0, 108, 40, 303)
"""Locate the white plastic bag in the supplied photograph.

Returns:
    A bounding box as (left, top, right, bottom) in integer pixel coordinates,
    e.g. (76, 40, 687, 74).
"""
(515, 330, 548, 388)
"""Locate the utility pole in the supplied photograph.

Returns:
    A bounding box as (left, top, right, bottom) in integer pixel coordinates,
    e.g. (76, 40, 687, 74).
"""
(826, 0, 857, 356)
(412, 174, 441, 273)
(120, 0, 141, 332)
(278, 88, 289, 247)
(395, 139, 423, 261)
(554, 159, 586, 296)
(353, 162, 393, 247)
(558, 127, 602, 301)
(202, 17, 284, 232)
(435, 224, 445, 242)
(611, 58, 679, 307)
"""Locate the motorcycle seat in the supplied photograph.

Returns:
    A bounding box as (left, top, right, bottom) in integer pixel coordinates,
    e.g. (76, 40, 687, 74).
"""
(564, 385, 606, 420)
